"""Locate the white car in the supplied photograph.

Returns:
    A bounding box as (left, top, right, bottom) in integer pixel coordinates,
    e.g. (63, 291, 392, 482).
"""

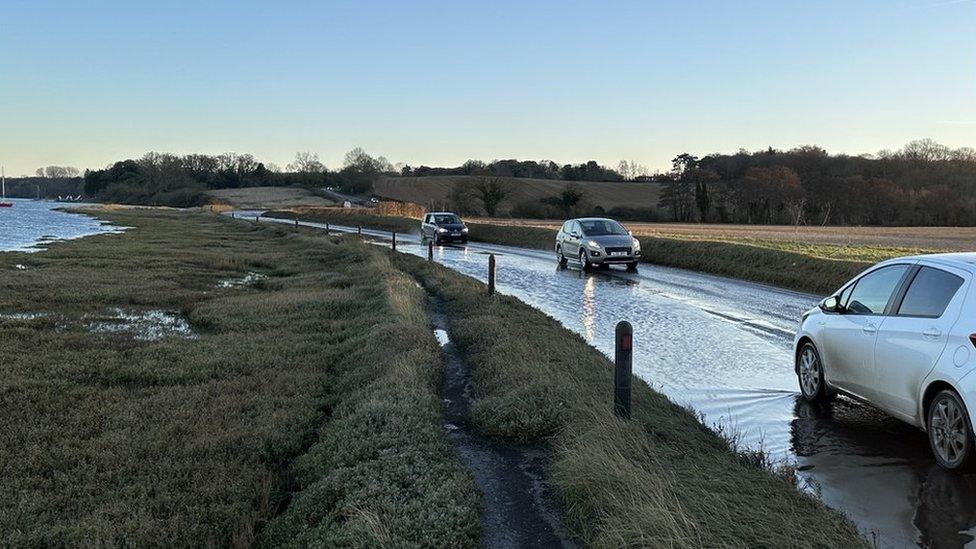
(795, 254, 976, 470)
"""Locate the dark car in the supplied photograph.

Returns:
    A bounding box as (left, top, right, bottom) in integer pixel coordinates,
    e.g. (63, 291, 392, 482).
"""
(421, 212, 469, 244)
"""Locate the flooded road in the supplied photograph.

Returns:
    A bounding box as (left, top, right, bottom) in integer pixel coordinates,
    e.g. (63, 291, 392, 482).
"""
(254, 215, 975, 548)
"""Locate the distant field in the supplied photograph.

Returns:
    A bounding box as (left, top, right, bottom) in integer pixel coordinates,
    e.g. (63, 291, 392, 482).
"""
(208, 186, 335, 209)
(374, 175, 662, 215)
(477, 218, 975, 253)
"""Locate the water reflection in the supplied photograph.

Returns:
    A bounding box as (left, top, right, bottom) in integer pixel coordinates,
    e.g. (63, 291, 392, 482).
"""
(582, 275, 596, 342)
(792, 397, 976, 548)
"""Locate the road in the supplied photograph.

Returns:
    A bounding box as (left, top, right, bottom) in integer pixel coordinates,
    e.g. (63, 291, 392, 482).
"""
(244, 211, 976, 548)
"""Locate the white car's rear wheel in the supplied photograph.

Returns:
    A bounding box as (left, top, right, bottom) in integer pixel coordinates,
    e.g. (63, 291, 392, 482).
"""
(797, 343, 831, 403)
(928, 390, 974, 471)
(556, 246, 567, 268)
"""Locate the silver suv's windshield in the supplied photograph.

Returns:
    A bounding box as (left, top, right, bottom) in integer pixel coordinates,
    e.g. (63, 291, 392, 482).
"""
(580, 219, 627, 236)
(433, 214, 461, 225)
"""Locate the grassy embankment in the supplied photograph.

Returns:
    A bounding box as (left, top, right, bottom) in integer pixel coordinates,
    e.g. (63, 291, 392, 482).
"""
(270, 208, 926, 294)
(393, 253, 868, 547)
(0, 210, 478, 546)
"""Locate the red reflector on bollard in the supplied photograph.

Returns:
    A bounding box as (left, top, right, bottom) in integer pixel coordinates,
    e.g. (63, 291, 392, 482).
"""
(622, 334, 632, 351)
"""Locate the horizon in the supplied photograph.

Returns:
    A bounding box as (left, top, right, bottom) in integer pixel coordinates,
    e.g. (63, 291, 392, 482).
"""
(1, 0, 973, 176)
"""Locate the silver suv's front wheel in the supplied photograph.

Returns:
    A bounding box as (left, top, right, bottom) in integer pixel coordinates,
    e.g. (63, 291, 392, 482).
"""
(928, 390, 974, 471)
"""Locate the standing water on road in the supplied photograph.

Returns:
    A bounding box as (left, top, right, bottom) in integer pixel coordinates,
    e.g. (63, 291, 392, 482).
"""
(0, 199, 121, 252)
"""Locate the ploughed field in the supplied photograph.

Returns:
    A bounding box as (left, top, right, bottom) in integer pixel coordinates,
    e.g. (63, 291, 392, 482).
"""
(208, 186, 337, 209)
(374, 175, 664, 216)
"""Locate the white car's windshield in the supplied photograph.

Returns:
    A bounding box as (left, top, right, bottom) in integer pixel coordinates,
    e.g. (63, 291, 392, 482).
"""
(580, 219, 627, 236)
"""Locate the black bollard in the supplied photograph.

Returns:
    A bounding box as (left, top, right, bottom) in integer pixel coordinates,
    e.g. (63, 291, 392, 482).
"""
(428, 241, 433, 261)
(295, 218, 299, 228)
(614, 321, 633, 419)
(358, 225, 362, 236)
(488, 254, 496, 295)
(255, 214, 260, 222)
(231, 212, 235, 219)
(392, 231, 397, 251)
(325, 222, 330, 234)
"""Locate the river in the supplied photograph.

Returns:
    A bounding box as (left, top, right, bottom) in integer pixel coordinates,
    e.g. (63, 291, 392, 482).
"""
(0, 199, 121, 252)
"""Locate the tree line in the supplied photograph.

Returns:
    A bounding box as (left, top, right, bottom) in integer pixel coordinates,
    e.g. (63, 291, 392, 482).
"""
(658, 139, 976, 226)
(82, 148, 391, 207)
(401, 159, 630, 182)
(77, 138, 976, 225)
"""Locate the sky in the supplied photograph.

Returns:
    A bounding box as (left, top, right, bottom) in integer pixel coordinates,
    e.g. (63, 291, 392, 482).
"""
(0, 0, 973, 176)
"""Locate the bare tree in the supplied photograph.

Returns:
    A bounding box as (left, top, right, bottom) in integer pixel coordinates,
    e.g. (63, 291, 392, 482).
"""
(819, 201, 833, 226)
(287, 151, 326, 173)
(448, 181, 478, 215)
(473, 177, 508, 217)
(36, 166, 81, 178)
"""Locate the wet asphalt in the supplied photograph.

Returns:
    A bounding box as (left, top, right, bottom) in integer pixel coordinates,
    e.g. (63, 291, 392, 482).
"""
(247, 213, 976, 548)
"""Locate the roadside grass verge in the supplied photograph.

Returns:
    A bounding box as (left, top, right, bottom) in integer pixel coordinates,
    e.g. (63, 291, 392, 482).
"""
(395, 253, 868, 548)
(0, 210, 478, 546)
(272, 208, 885, 294)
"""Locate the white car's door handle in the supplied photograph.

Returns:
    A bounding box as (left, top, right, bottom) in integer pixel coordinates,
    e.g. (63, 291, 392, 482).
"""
(862, 323, 877, 335)
(923, 328, 942, 339)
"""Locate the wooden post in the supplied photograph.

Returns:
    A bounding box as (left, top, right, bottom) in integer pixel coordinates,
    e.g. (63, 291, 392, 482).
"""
(325, 222, 330, 234)
(358, 225, 362, 236)
(295, 218, 299, 227)
(614, 321, 633, 419)
(391, 231, 397, 251)
(488, 254, 496, 295)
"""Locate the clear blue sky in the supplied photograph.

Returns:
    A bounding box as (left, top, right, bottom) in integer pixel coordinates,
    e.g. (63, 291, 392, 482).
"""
(1, 0, 973, 176)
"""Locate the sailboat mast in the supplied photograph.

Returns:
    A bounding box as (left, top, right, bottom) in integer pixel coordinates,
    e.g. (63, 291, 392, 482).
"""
(2, 165, 5, 200)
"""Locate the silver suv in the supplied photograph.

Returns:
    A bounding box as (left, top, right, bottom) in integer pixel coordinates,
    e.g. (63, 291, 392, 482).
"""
(555, 218, 641, 272)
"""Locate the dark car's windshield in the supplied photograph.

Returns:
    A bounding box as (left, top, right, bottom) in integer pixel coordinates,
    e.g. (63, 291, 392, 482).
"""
(433, 214, 462, 225)
(580, 219, 628, 236)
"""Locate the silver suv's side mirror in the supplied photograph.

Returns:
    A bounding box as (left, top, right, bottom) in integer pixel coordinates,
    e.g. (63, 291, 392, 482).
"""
(820, 295, 845, 313)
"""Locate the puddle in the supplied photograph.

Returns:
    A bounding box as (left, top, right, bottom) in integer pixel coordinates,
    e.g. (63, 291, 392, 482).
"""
(433, 328, 450, 347)
(13, 264, 27, 270)
(86, 308, 196, 341)
(217, 271, 267, 288)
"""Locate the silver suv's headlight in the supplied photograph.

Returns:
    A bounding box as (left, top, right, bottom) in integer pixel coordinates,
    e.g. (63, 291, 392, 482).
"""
(587, 240, 602, 249)
(632, 238, 641, 250)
